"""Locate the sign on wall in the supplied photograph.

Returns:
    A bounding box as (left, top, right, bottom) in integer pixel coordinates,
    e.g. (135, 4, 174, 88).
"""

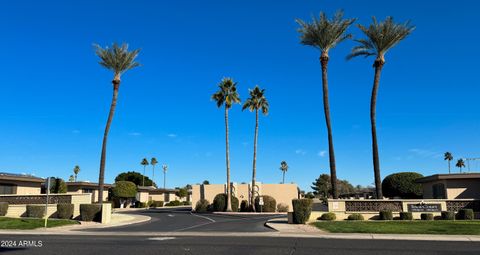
(407, 203, 441, 212)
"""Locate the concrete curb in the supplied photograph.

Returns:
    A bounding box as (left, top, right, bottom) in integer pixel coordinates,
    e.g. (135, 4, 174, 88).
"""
(213, 212, 287, 216)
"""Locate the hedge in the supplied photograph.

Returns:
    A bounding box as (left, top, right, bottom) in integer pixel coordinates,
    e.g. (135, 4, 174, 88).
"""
(26, 205, 45, 218)
(319, 212, 336, 221)
(212, 194, 239, 212)
(80, 204, 102, 222)
(182, 201, 191, 206)
(379, 210, 393, 220)
(57, 204, 74, 219)
(277, 203, 289, 213)
(292, 199, 312, 224)
(195, 199, 210, 213)
(347, 213, 364, 221)
(399, 212, 413, 220)
(381, 172, 423, 198)
(165, 200, 181, 207)
(255, 195, 276, 212)
(150, 201, 164, 208)
(457, 209, 474, 220)
(0, 202, 8, 216)
(421, 213, 434, 221)
(441, 211, 455, 220)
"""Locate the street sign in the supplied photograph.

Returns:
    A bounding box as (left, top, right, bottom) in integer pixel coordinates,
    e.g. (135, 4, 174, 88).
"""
(259, 197, 264, 206)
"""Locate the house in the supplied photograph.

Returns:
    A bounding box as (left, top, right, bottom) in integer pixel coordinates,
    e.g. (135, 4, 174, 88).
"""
(0, 172, 44, 195)
(416, 173, 480, 199)
(66, 181, 112, 203)
(136, 186, 191, 203)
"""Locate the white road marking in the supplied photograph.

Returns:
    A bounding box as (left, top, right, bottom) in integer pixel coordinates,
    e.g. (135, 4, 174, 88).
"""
(167, 214, 175, 217)
(148, 237, 176, 241)
(190, 212, 216, 223)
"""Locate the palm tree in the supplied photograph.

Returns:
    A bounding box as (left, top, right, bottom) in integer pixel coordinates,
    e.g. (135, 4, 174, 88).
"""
(296, 11, 356, 199)
(151, 157, 158, 187)
(456, 159, 466, 173)
(347, 17, 414, 198)
(141, 158, 149, 186)
(68, 175, 75, 182)
(95, 42, 140, 204)
(280, 161, 289, 184)
(242, 86, 269, 210)
(211, 77, 241, 211)
(162, 164, 168, 189)
(444, 152, 453, 174)
(73, 165, 80, 182)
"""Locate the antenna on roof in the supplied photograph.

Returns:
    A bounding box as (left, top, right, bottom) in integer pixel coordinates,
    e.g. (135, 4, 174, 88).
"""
(465, 157, 480, 172)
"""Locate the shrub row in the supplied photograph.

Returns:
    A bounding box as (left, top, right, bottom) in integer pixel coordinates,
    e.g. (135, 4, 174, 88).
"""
(80, 204, 102, 222)
(195, 199, 210, 212)
(318, 209, 476, 222)
(165, 200, 182, 207)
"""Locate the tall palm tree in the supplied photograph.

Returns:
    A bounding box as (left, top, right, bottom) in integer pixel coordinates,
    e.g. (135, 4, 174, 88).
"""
(95, 42, 140, 204)
(296, 11, 356, 199)
(141, 158, 149, 186)
(280, 161, 289, 184)
(347, 17, 414, 198)
(73, 165, 80, 182)
(151, 157, 158, 187)
(212, 77, 241, 212)
(162, 164, 168, 189)
(242, 86, 269, 210)
(444, 152, 453, 174)
(456, 159, 465, 173)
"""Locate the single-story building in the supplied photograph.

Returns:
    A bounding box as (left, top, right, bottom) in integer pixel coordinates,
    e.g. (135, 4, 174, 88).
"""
(66, 181, 111, 203)
(136, 186, 191, 203)
(416, 173, 480, 199)
(0, 172, 44, 195)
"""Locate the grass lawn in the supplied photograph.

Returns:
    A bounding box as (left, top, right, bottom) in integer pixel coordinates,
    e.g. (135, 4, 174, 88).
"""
(0, 217, 79, 229)
(313, 220, 480, 235)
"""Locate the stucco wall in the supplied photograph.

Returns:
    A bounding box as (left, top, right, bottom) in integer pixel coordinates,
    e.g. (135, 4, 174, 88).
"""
(422, 179, 480, 199)
(0, 180, 41, 195)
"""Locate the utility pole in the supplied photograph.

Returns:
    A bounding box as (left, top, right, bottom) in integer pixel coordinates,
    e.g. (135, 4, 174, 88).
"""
(465, 157, 480, 172)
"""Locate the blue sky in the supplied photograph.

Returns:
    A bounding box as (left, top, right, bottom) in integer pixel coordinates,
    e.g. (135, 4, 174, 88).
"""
(0, 0, 479, 191)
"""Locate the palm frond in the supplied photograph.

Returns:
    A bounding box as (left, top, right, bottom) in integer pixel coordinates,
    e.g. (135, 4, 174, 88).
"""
(211, 78, 241, 109)
(94, 42, 141, 78)
(242, 85, 269, 115)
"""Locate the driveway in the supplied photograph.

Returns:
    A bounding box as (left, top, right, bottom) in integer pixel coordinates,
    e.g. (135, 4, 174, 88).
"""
(80, 207, 284, 233)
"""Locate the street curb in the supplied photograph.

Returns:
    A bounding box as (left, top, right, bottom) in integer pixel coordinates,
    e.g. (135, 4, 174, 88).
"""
(213, 212, 287, 216)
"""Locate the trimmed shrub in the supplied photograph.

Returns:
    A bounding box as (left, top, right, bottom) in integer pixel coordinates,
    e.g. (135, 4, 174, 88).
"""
(277, 203, 289, 213)
(379, 210, 393, 220)
(165, 200, 182, 206)
(421, 213, 434, 221)
(57, 204, 74, 219)
(0, 202, 8, 216)
(347, 213, 364, 221)
(381, 172, 423, 198)
(239, 200, 252, 212)
(26, 205, 45, 218)
(212, 193, 239, 212)
(254, 195, 276, 212)
(195, 199, 210, 213)
(112, 181, 137, 208)
(319, 212, 336, 221)
(292, 199, 312, 224)
(457, 209, 474, 220)
(182, 201, 192, 206)
(80, 204, 101, 222)
(399, 212, 413, 220)
(441, 211, 455, 220)
(150, 201, 164, 208)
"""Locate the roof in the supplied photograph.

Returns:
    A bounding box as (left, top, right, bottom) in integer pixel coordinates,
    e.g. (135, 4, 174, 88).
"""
(0, 172, 45, 183)
(416, 173, 480, 183)
(137, 186, 177, 193)
(66, 182, 112, 188)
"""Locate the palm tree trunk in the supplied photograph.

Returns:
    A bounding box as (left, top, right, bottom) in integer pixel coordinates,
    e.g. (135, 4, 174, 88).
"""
(371, 59, 384, 199)
(75, 174, 77, 182)
(225, 106, 232, 212)
(152, 165, 155, 187)
(282, 171, 285, 184)
(448, 161, 451, 174)
(142, 166, 146, 186)
(251, 109, 259, 211)
(320, 54, 338, 199)
(98, 80, 120, 204)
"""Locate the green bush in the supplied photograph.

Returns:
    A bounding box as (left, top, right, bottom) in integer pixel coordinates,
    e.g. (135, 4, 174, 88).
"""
(26, 205, 45, 218)
(134, 201, 148, 208)
(318, 212, 336, 221)
(195, 199, 210, 213)
(212, 194, 239, 212)
(277, 203, 289, 213)
(421, 213, 434, 221)
(240, 200, 250, 212)
(80, 204, 102, 222)
(457, 209, 474, 220)
(292, 199, 312, 224)
(165, 200, 182, 207)
(0, 202, 8, 216)
(379, 210, 393, 220)
(381, 172, 423, 198)
(57, 204, 74, 219)
(441, 211, 455, 220)
(254, 195, 276, 212)
(182, 201, 191, 206)
(150, 201, 164, 208)
(399, 212, 413, 220)
(347, 213, 364, 221)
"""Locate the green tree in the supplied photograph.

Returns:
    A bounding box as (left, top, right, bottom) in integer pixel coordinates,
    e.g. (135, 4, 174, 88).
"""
(112, 181, 137, 208)
(211, 77, 241, 212)
(73, 165, 80, 182)
(456, 159, 466, 173)
(95, 42, 140, 204)
(242, 86, 269, 210)
(347, 17, 414, 198)
(48, 177, 67, 194)
(176, 188, 188, 199)
(202, 180, 210, 185)
(311, 174, 331, 198)
(444, 152, 453, 174)
(382, 172, 424, 198)
(297, 10, 355, 199)
(280, 161, 289, 184)
(140, 158, 149, 186)
(115, 171, 155, 187)
(68, 175, 75, 182)
(150, 157, 158, 185)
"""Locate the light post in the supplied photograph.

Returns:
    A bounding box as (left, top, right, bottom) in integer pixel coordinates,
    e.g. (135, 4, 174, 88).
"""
(162, 164, 168, 189)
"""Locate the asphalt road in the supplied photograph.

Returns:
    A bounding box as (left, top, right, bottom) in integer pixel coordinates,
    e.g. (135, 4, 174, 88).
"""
(81, 207, 283, 232)
(2, 235, 480, 255)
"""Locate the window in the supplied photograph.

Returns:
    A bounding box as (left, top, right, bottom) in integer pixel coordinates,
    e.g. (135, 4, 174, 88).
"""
(82, 188, 93, 194)
(0, 184, 15, 194)
(432, 183, 446, 199)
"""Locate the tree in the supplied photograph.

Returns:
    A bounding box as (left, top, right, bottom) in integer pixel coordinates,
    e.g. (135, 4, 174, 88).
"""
(297, 10, 355, 199)
(176, 188, 188, 199)
(211, 77, 241, 212)
(382, 172, 423, 198)
(150, 157, 158, 185)
(68, 175, 75, 182)
(140, 158, 149, 186)
(73, 165, 80, 182)
(242, 86, 269, 210)
(95, 42, 140, 204)
(347, 17, 414, 198)
(311, 174, 331, 198)
(115, 171, 155, 187)
(48, 177, 67, 194)
(280, 161, 289, 184)
(112, 181, 137, 208)
(162, 164, 168, 189)
(202, 180, 210, 185)
(444, 152, 453, 174)
(456, 159, 466, 173)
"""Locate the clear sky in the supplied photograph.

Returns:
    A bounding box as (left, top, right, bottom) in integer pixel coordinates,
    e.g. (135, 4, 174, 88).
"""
(0, 0, 479, 192)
